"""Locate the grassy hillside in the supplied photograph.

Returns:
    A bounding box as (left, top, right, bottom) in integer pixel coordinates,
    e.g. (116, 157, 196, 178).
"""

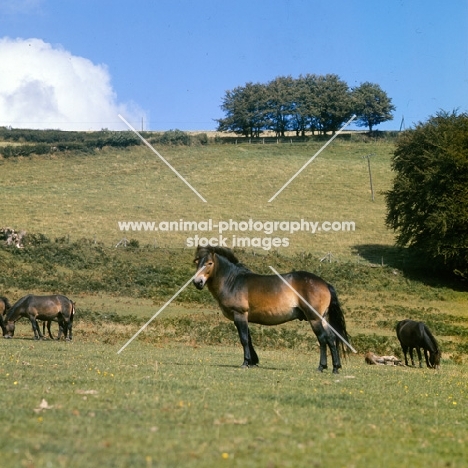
(0, 135, 395, 259)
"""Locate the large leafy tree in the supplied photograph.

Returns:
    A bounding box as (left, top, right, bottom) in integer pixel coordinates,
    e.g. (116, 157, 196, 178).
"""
(312, 74, 354, 134)
(385, 111, 468, 277)
(264, 76, 295, 137)
(289, 74, 317, 136)
(216, 82, 267, 137)
(352, 82, 396, 133)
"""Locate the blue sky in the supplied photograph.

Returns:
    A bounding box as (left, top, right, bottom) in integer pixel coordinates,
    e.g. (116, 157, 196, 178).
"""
(0, 0, 467, 131)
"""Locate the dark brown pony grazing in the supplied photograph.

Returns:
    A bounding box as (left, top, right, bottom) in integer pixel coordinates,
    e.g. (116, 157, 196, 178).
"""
(396, 319, 441, 369)
(4, 294, 75, 340)
(0, 296, 12, 335)
(193, 246, 350, 373)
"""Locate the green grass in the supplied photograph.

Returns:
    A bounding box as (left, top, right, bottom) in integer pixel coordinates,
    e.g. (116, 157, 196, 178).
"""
(0, 335, 467, 468)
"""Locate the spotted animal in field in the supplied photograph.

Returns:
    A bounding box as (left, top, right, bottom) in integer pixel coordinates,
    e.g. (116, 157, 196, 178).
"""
(364, 352, 402, 366)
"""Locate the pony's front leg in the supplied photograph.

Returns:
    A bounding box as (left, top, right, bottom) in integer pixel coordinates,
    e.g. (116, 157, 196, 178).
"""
(30, 318, 43, 340)
(233, 312, 258, 368)
(423, 349, 431, 368)
(416, 348, 423, 368)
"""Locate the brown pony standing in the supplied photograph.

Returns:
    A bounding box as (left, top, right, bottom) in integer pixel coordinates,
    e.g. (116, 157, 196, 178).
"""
(193, 246, 350, 373)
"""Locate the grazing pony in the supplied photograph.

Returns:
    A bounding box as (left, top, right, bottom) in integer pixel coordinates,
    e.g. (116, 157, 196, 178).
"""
(0, 296, 12, 335)
(4, 294, 75, 340)
(193, 246, 350, 373)
(396, 319, 441, 369)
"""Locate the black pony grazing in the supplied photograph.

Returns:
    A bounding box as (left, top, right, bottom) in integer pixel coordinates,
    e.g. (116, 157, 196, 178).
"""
(193, 246, 350, 373)
(396, 319, 441, 369)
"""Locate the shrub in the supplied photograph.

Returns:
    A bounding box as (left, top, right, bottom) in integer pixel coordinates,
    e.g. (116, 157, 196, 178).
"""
(386, 110, 468, 278)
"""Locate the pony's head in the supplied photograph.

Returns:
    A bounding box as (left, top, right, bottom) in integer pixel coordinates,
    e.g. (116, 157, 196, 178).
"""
(192, 246, 242, 290)
(193, 246, 216, 290)
(3, 302, 18, 338)
(3, 320, 15, 338)
(429, 348, 442, 369)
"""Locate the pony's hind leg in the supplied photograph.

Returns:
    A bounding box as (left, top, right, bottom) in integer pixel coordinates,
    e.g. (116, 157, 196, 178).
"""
(310, 320, 330, 372)
(66, 320, 73, 341)
(328, 335, 342, 374)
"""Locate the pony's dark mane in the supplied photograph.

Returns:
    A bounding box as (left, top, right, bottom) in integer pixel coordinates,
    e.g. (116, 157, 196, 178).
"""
(5, 294, 31, 321)
(196, 246, 252, 272)
(423, 324, 441, 355)
(212, 246, 241, 264)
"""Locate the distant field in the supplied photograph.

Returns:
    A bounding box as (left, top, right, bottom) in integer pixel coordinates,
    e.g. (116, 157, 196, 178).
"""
(0, 137, 396, 260)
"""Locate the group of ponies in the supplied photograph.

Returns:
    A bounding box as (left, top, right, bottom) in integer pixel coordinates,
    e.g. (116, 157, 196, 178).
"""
(192, 246, 441, 372)
(0, 246, 442, 372)
(0, 294, 74, 341)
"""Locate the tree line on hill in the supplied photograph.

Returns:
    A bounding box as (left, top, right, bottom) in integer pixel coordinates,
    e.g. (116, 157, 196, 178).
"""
(216, 74, 396, 137)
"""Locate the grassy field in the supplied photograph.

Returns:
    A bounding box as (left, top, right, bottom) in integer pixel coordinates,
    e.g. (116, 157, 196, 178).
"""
(0, 136, 396, 258)
(0, 334, 467, 468)
(1, 134, 467, 467)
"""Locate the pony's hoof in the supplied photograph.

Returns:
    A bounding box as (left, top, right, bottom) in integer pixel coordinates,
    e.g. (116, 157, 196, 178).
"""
(333, 368, 340, 374)
(240, 362, 258, 369)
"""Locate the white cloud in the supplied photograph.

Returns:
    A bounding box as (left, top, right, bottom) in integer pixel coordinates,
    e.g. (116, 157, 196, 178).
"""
(0, 0, 43, 15)
(0, 37, 145, 130)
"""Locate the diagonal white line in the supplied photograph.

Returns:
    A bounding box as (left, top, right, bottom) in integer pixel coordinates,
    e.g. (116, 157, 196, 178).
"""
(118, 114, 207, 203)
(117, 266, 205, 354)
(268, 114, 356, 202)
(269, 266, 357, 353)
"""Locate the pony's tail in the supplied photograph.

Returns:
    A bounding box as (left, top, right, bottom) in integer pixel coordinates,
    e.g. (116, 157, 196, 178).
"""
(327, 284, 350, 356)
(70, 301, 76, 323)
